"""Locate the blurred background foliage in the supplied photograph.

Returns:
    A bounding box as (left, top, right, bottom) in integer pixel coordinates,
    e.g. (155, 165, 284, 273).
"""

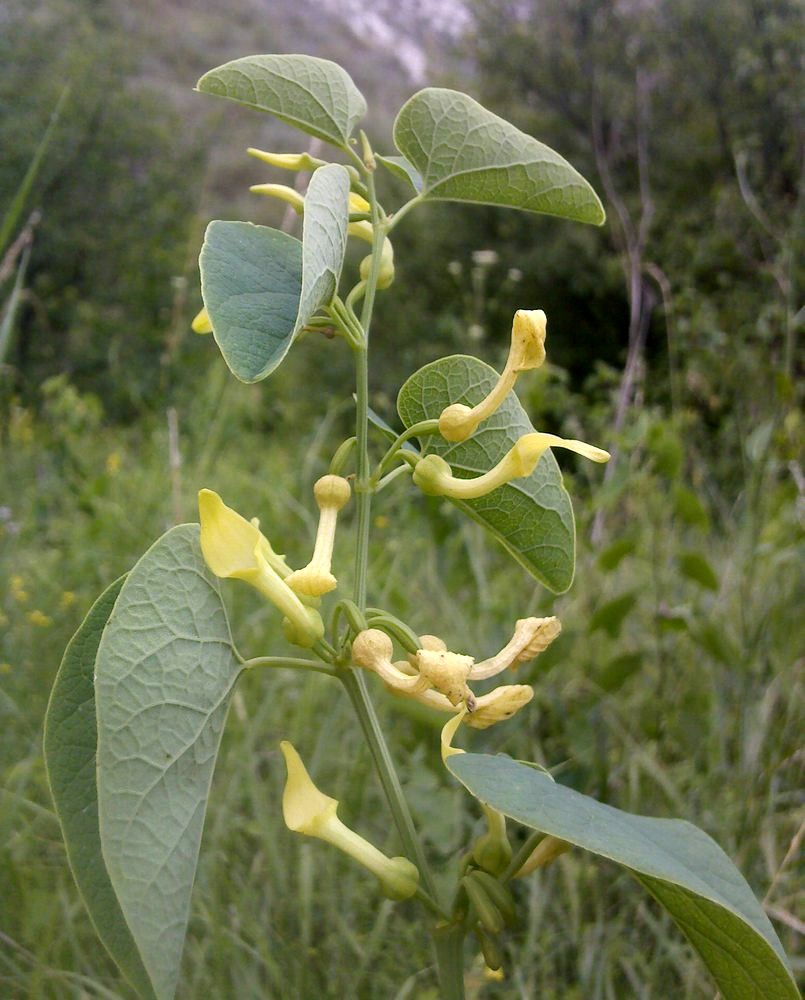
(0, 0, 802, 997)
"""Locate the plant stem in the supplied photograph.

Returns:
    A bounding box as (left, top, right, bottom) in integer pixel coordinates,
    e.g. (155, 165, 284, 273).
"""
(502, 830, 545, 882)
(431, 922, 467, 1000)
(242, 655, 335, 676)
(340, 670, 439, 899)
(344, 166, 441, 906)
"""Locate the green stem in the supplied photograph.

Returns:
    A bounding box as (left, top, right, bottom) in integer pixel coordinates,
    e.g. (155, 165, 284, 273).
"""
(344, 165, 440, 905)
(242, 656, 335, 676)
(431, 922, 466, 1000)
(340, 670, 439, 900)
(372, 418, 437, 483)
(502, 830, 544, 882)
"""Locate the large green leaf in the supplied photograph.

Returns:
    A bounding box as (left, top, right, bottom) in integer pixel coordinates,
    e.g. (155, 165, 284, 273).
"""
(448, 753, 798, 1000)
(297, 163, 350, 327)
(200, 164, 350, 383)
(95, 525, 242, 1000)
(200, 222, 302, 383)
(394, 88, 605, 225)
(397, 355, 575, 592)
(44, 577, 156, 1000)
(196, 54, 366, 147)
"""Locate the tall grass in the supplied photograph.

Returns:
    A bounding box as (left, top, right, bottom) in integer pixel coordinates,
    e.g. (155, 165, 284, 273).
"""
(1, 365, 801, 998)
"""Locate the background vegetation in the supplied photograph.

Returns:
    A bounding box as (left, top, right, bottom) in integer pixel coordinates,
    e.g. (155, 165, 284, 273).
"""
(1, 0, 802, 996)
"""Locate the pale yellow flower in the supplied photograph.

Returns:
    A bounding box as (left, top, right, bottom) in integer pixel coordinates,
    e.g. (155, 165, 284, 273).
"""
(198, 489, 324, 647)
(413, 432, 609, 500)
(439, 310, 547, 442)
(286, 476, 350, 597)
(280, 742, 419, 900)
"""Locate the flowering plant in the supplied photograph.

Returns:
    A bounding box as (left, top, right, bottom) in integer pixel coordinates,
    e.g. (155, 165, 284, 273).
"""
(44, 54, 797, 1000)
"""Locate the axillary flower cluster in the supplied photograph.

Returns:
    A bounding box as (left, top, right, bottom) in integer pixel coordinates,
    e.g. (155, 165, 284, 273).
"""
(413, 309, 609, 499)
(351, 618, 561, 730)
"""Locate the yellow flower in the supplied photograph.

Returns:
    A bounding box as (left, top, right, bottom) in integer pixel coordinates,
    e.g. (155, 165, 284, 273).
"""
(280, 742, 419, 900)
(10, 576, 28, 603)
(286, 476, 350, 597)
(28, 609, 53, 628)
(59, 591, 77, 610)
(471, 617, 561, 680)
(247, 148, 326, 172)
(515, 835, 571, 877)
(191, 306, 213, 334)
(438, 310, 547, 442)
(105, 452, 121, 475)
(354, 629, 534, 733)
(0, 663, 12, 675)
(249, 183, 305, 214)
(198, 490, 324, 647)
(463, 685, 533, 729)
(413, 432, 609, 500)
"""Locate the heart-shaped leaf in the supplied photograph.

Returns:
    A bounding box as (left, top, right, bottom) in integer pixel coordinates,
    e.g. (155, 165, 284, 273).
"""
(95, 525, 242, 1000)
(397, 355, 575, 592)
(394, 88, 604, 225)
(197, 54, 366, 148)
(44, 577, 156, 1000)
(448, 753, 798, 1000)
(200, 165, 350, 383)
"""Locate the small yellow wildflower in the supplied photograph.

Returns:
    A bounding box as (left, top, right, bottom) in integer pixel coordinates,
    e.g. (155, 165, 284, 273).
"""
(11, 576, 29, 603)
(280, 741, 419, 900)
(28, 610, 53, 628)
(106, 452, 121, 475)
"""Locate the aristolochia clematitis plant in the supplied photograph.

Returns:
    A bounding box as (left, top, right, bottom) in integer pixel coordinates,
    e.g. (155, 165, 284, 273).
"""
(44, 54, 797, 1000)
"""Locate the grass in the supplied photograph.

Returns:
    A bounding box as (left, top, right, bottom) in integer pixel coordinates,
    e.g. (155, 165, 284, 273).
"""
(0, 365, 802, 998)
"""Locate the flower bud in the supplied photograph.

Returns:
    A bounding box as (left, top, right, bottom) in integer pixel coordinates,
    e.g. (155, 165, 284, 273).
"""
(249, 183, 305, 214)
(287, 476, 351, 597)
(247, 148, 326, 172)
(191, 306, 212, 334)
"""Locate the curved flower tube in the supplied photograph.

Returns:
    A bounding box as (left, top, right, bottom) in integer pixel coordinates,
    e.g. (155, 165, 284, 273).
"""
(438, 309, 547, 442)
(287, 475, 351, 597)
(280, 742, 419, 900)
(471, 617, 562, 680)
(413, 432, 610, 500)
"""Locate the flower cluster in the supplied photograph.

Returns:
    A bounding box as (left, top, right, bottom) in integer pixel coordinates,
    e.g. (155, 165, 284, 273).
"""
(350, 616, 561, 731)
(413, 309, 609, 499)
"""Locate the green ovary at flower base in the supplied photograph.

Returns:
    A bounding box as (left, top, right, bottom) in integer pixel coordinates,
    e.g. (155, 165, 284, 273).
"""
(413, 432, 610, 500)
(198, 489, 324, 647)
(280, 741, 419, 901)
(438, 309, 547, 442)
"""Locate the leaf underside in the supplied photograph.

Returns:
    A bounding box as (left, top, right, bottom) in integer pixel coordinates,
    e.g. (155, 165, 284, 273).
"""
(394, 88, 605, 224)
(94, 524, 242, 1000)
(448, 753, 798, 1000)
(200, 165, 349, 384)
(196, 53, 366, 147)
(44, 577, 157, 1000)
(397, 354, 575, 592)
